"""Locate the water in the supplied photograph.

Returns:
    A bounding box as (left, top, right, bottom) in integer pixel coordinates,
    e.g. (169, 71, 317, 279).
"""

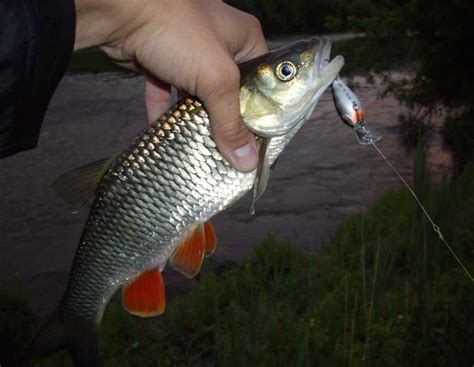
(0, 73, 452, 317)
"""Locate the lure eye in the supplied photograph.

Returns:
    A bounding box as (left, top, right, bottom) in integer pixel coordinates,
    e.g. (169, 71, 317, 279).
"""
(276, 61, 297, 81)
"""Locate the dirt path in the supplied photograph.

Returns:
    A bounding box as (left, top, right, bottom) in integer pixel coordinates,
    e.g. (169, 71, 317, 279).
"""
(0, 73, 452, 318)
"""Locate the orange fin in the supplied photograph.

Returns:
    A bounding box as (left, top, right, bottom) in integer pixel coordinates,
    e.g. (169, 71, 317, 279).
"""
(122, 268, 165, 317)
(204, 221, 217, 256)
(169, 225, 206, 278)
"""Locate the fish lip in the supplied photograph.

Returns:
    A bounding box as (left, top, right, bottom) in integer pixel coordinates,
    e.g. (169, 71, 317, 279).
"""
(299, 41, 344, 122)
(309, 36, 344, 81)
(318, 37, 333, 72)
(321, 55, 345, 82)
(308, 37, 332, 76)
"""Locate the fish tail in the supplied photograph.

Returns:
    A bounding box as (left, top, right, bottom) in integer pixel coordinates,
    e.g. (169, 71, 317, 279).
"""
(30, 308, 99, 367)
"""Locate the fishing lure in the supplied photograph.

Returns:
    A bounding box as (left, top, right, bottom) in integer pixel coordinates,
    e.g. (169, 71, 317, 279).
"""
(328, 48, 473, 282)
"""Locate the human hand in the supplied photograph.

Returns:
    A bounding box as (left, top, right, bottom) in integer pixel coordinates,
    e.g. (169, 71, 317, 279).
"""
(74, 0, 268, 172)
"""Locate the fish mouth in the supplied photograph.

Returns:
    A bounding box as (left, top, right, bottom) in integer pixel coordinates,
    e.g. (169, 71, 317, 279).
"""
(309, 37, 344, 84)
(295, 37, 344, 123)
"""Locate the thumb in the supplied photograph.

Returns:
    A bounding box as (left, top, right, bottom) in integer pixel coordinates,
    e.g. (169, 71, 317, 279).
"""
(199, 64, 258, 173)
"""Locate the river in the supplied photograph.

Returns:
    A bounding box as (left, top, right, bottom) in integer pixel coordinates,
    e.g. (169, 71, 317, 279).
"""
(0, 64, 452, 319)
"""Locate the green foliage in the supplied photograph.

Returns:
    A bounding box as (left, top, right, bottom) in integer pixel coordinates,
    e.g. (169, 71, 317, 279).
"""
(3, 164, 473, 366)
(0, 285, 37, 364)
(226, 0, 340, 36)
(443, 111, 474, 175)
(66, 1, 473, 168)
(328, 0, 474, 169)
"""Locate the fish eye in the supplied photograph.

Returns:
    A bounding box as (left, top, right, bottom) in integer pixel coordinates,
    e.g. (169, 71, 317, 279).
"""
(276, 61, 297, 81)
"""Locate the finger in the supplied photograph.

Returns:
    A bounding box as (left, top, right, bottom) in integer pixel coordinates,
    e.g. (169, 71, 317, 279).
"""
(170, 87, 189, 105)
(198, 61, 258, 173)
(204, 3, 268, 62)
(145, 75, 171, 124)
(232, 14, 269, 62)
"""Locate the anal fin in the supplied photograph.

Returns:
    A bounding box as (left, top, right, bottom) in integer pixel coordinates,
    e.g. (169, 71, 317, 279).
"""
(169, 225, 206, 278)
(122, 268, 165, 317)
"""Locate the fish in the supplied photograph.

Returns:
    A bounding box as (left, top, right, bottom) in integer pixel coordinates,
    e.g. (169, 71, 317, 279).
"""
(30, 37, 344, 366)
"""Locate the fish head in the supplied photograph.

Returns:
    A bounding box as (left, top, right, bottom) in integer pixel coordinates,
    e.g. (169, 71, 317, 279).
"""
(239, 37, 344, 138)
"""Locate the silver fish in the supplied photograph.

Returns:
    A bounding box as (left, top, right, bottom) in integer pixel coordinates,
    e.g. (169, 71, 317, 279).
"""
(31, 38, 344, 366)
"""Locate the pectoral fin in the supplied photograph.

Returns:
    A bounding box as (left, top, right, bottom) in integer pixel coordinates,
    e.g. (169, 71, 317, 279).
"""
(250, 138, 272, 214)
(169, 224, 206, 278)
(122, 268, 166, 317)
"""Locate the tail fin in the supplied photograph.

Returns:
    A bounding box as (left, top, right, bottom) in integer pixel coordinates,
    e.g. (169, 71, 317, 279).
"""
(30, 310, 99, 367)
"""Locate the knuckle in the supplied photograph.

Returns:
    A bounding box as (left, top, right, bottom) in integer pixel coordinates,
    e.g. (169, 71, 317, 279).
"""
(213, 118, 250, 146)
(201, 62, 240, 98)
(243, 14, 267, 53)
(245, 13, 263, 32)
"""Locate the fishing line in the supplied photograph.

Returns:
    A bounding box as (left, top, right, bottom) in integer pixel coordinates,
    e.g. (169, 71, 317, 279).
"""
(369, 140, 474, 282)
(328, 65, 472, 281)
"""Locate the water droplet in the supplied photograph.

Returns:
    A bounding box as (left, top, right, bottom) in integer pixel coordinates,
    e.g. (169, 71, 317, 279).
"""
(71, 209, 80, 215)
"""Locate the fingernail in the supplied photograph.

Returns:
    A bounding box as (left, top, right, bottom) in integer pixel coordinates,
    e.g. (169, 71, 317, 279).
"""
(231, 141, 259, 172)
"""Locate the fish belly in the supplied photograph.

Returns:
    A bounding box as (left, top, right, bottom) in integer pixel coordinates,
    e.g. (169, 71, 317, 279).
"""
(60, 98, 255, 325)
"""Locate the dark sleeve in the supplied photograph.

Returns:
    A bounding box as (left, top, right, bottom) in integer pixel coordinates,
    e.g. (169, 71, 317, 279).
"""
(0, 0, 75, 159)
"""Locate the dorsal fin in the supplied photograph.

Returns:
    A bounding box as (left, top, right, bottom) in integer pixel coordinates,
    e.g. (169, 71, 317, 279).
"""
(122, 268, 166, 317)
(52, 156, 116, 209)
(169, 224, 206, 278)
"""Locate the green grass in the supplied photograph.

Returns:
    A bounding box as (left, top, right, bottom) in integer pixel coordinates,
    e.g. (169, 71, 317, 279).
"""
(0, 285, 38, 364)
(2, 164, 473, 366)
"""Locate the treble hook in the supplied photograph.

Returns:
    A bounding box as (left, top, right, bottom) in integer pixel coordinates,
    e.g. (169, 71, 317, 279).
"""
(331, 76, 381, 145)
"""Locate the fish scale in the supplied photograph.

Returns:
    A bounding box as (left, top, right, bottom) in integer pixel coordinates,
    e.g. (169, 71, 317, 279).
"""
(65, 97, 314, 324)
(31, 38, 346, 366)
(61, 98, 261, 324)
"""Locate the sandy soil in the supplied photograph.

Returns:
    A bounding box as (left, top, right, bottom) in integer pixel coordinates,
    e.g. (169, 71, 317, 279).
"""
(0, 72, 452, 318)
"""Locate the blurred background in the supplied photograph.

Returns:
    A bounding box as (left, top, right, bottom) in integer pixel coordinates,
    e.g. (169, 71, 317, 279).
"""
(1, 0, 473, 365)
